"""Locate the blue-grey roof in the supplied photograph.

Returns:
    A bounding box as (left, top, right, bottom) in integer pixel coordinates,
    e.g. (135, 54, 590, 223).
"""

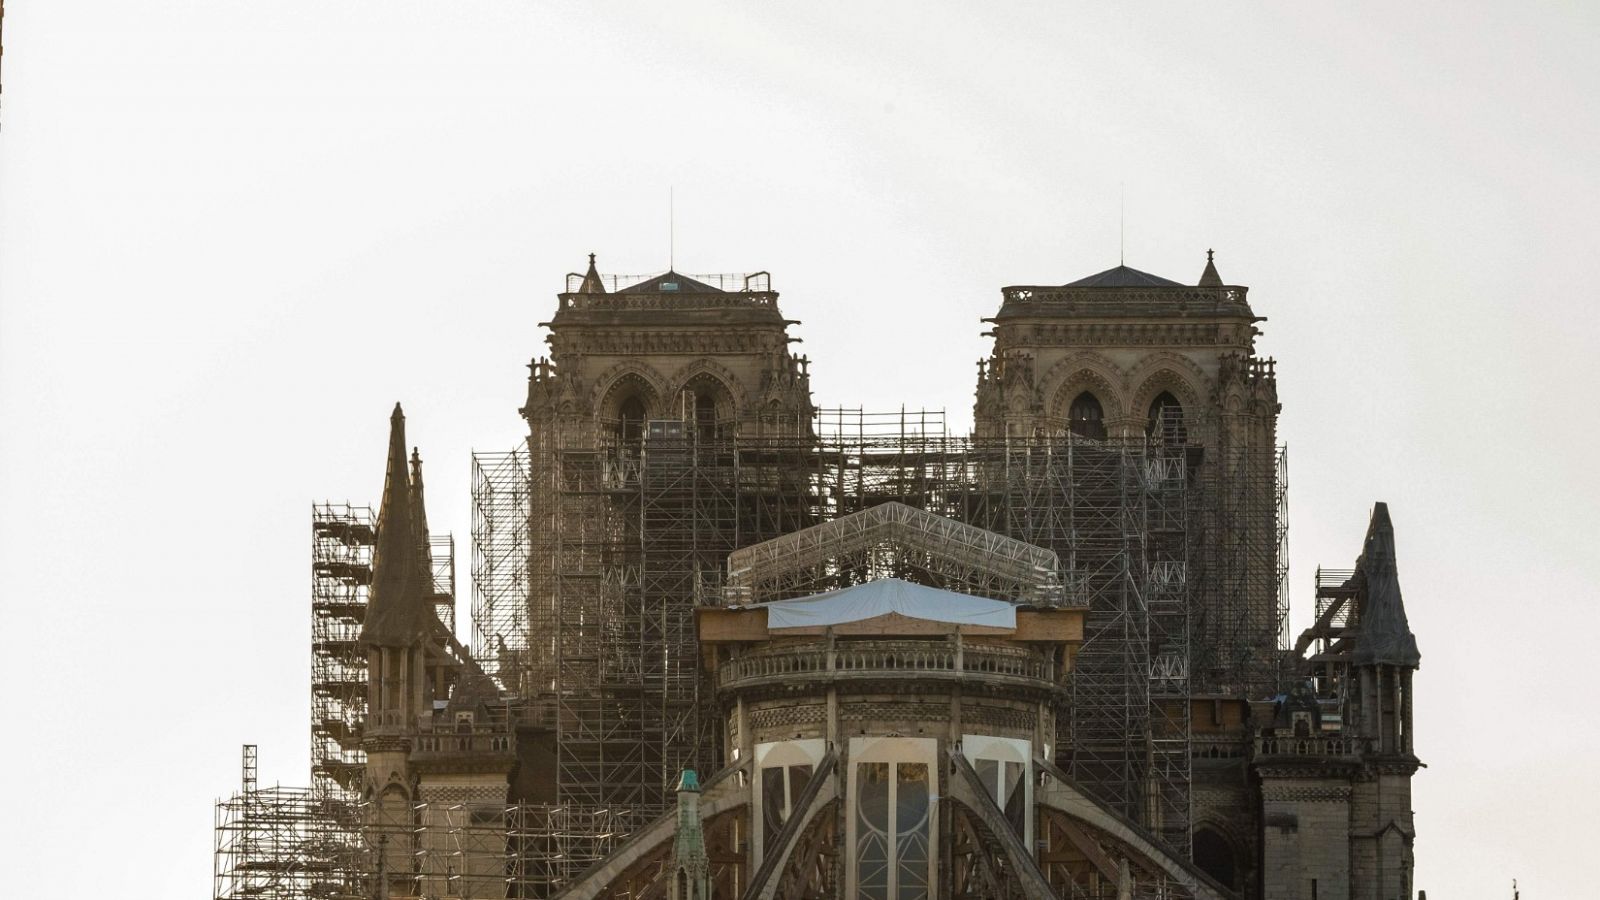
(1063, 265, 1184, 288)
(617, 271, 724, 294)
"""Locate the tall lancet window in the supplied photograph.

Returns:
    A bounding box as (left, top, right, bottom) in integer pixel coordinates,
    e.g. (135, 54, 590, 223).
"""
(849, 737, 936, 900)
(694, 392, 718, 444)
(617, 396, 646, 445)
(1147, 391, 1187, 446)
(753, 739, 825, 869)
(964, 735, 1033, 843)
(1068, 391, 1107, 440)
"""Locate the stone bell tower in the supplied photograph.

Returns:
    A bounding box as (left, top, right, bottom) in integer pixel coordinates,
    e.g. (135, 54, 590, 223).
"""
(974, 251, 1283, 693)
(509, 255, 816, 827)
(521, 254, 813, 448)
(974, 251, 1275, 452)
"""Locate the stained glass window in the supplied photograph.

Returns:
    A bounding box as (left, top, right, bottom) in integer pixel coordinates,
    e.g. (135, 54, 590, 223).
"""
(855, 762, 891, 900)
(895, 763, 930, 900)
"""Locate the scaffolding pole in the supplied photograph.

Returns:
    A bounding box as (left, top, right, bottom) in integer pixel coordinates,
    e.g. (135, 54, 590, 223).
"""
(311, 503, 375, 804)
(472, 409, 1267, 862)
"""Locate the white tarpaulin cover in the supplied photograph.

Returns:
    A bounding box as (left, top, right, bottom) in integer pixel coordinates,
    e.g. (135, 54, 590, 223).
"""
(761, 578, 1016, 630)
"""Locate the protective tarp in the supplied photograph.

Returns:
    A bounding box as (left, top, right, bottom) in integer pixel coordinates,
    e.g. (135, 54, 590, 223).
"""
(762, 578, 1016, 630)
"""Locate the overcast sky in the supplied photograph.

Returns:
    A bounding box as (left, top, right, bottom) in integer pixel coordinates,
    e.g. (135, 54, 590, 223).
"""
(2, 2, 1596, 897)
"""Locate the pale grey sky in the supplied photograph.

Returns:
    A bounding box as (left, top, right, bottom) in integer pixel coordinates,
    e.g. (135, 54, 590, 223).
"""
(2, 2, 1596, 896)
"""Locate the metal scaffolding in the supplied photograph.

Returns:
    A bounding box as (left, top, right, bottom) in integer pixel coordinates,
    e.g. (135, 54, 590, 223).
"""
(471, 447, 532, 689)
(722, 498, 1065, 605)
(215, 746, 366, 900)
(430, 533, 457, 635)
(465, 405, 1285, 870)
(216, 746, 628, 900)
(231, 404, 1281, 897)
(311, 503, 375, 804)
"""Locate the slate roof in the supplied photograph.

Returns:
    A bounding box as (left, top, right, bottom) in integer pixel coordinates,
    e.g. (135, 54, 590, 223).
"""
(1063, 265, 1185, 288)
(1353, 503, 1422, 668)
(617, 270, 725, 294)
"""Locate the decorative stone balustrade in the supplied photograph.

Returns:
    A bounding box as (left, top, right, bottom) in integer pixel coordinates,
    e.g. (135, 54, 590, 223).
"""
(558, 291, 779, 313)
(1254, 734, 1364, 759)
(997, 285, 1252, 318)
(718, 639, 1056, 693)
(412, 731, 515, 756)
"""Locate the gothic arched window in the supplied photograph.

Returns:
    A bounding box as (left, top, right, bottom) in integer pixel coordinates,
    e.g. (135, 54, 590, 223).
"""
(1147, 391, 1187, 445)
(850, 738, 936, 898)
(693, 392, 718, 444)
(1192, 826, 1240, 889)
(1068, 391, 1107, 440)
(617, 395, 646, 445)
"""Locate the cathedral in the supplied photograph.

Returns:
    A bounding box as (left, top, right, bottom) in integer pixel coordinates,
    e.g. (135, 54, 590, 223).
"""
(214, 250, 1422, 900)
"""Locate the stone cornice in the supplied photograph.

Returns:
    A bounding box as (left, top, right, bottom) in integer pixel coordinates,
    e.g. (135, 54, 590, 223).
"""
(991, 321, 1255, 350)
(361, 735, 411, 754)
(409, 754, 519, 777)
(994, 284, 1255, 319)
(553, 331, 789, 356)
(1255, 757, 1362, 780)
(1367, 754, 1424, 776)
(1261, 783, 1354, 803)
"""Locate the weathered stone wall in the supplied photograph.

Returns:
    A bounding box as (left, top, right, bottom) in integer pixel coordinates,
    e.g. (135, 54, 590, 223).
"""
(1260, 778, 1352, 900)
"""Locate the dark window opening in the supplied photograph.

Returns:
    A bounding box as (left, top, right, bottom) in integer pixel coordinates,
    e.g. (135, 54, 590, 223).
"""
(762, 767, 786, 857)
(1193, 827, 1238, 889)
(617, 395, 646, 445)
(1068, 391, 1107, 440)
(694, 392, 718, 443)
(1147, 391, 1187, 445)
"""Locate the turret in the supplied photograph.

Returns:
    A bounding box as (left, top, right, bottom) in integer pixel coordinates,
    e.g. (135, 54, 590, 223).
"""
(1346, 502, 1421, 900)
(360, 403, 440, 897)
(1351, 502, 1421, 756)
(668, 770, 710, 900)
(1264, 502, 1423, 900)
(361, 404, 435, 732)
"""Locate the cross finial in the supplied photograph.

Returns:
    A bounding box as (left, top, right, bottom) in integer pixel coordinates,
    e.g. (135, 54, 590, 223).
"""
(1207, 248, 1214, 262)
(588, 252, 596, 265)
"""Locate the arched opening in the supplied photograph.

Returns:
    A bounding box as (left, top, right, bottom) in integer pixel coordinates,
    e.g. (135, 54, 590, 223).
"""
(760, 398, 798, 437)
(1146, 391, 1187, 445)
(693, 391, 718, 444)
(1067, 391, 1107, 440)
(1192, 826, 1239, 889)
(849, 738, 935, 898)
(681, 372, 734, 443)
(616, 395, 647, 445)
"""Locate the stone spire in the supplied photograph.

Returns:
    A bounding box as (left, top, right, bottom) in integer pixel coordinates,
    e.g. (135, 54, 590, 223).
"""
(409, 446, 431, 568)
(360, 404, 435, 648)
(577, 252, 608, 294)
(1353, 502, 1421, 668)
(1198, 248, 1224, 287)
